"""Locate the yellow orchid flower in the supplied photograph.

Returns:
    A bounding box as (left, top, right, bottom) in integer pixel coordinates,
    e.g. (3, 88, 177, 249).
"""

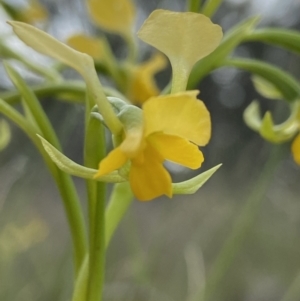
(126, 52, 167, 104)
(87, 0, 135, 39)
(94, 91, 210, 201)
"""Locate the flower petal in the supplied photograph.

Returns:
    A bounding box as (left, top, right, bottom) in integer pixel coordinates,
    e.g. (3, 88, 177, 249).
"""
(291, 134, 300, 165)
(120, 126, 145, 158)
(87, 0, 135, 37)
(67, 34, 106, 61)
(130, 145, 172, 201)
(148, 133, 204, 169)
(128, 52, 167, 104)
(137, 10, 222, 91)
(95, 147, 127, 178)
(143, 91, 211, 146)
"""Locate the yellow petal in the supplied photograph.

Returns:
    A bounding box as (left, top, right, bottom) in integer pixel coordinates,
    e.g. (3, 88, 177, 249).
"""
(87, 0, 135, 37)
(67, 34, 106, 61)
(128, 52, 167, 104)
(120, 127, 145, 158)
(291, 134, 300, 165)
(129, 145, 172, 201)
(143, 91, 211, 146)
(148, 133, 204, 169)
(94, 147, 127, 178)
(137, 10, 222, 91)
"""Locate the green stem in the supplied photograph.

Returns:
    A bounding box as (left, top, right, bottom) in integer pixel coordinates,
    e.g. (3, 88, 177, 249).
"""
(0, 98, 87, 274)
(55, 173, 87, 274)
(71, 183, 133, 301)
(1, 81, 129, 106)
(201, 0, 224, 18)
(4, 65, 87, 274)
(124, 33, 137, 64)
(280, 270, 300, 301)
(194, 145, 284, 301)
(86, 182, 106, 301)
(72, 256, 89, 301)
(105, 182, 133, 248)
(187, 0, 202, 12)
(84, 93, 107, 301)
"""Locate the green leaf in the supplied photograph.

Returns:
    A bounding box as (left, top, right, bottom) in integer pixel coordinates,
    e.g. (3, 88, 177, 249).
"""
(38, 135, 125, 183)
(0, 119, 11, 151)
(252, 75, 283, 100)
(172, 164, 221, 194)
(222, 58, 300, 102)
(245, 28, 300, 55)
(188, 16, 260, 88)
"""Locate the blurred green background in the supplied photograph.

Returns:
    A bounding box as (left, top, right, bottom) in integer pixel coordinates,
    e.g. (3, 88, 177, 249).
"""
(1, 0, 300, 301)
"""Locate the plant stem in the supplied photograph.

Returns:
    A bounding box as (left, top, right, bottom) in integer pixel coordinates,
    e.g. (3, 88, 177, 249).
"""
(84, 94, 107, 301)
(0, 98, 87, 273)
(193, 145, 284, 301)
(1, 81, 129, 106)
(105, 182, 133, 248)
(187, 0, 202, 12)
(86, 182, 106, 301)
(201, 0, 224, 18)
(280, 270, 300, 301)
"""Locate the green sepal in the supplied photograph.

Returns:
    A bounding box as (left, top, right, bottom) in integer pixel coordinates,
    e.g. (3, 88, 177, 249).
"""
(9, 21, 123, 135)
(252, 75, 283, 100)
(38, 135, 125, 183)
(0, 119, 11, 151)
(243, 100, 262, 131)
(244, 100, 299, 143)
(222, 58, 300, 102)
(172, 164, 221, 194)
(245, 28, 300, 55)
(188, 16, 260, 88)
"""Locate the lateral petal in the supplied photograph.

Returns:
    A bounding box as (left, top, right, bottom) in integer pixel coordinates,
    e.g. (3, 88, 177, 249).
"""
(95, 147, 127, 178)
(129, 146, 172, 201)
(143, 91, 211, 146)
(148, 133, 204, 169)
